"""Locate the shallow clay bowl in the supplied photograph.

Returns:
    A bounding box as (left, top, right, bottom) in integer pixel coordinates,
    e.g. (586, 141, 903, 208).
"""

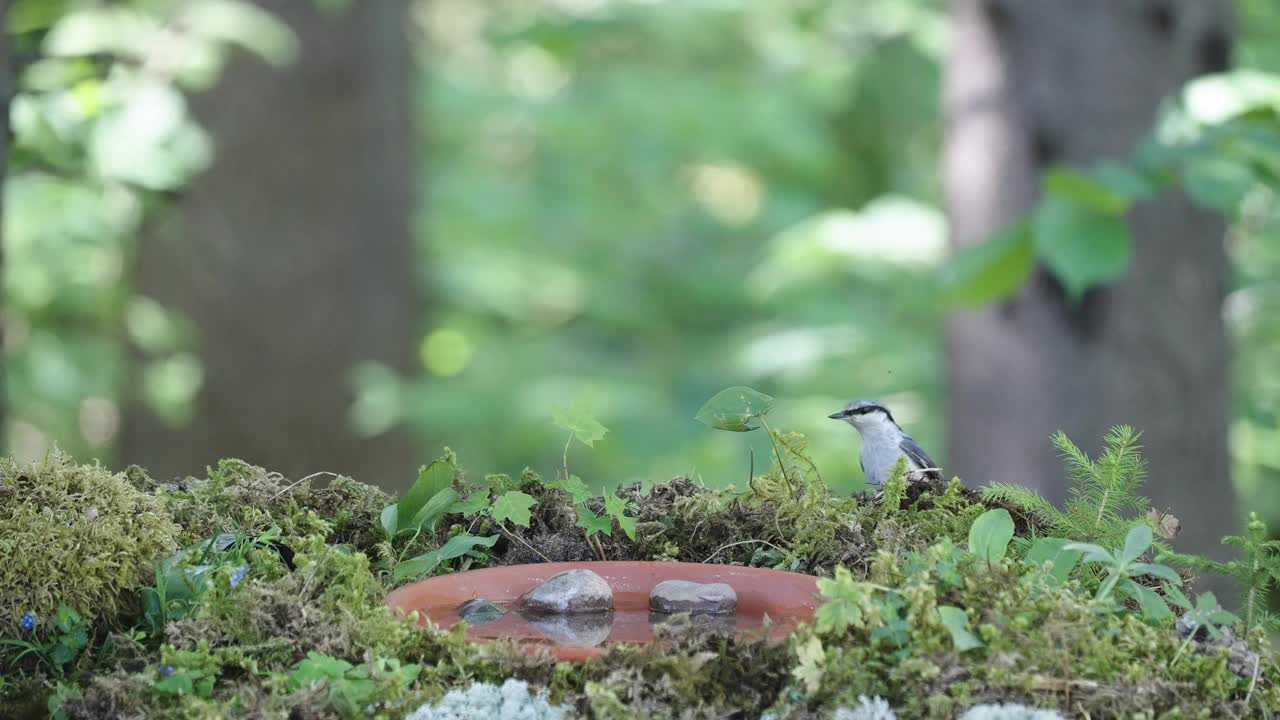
(385, 561, 821, 661)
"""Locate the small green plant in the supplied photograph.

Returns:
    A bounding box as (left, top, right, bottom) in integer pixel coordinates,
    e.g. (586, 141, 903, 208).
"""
(1064, 524, 1183, 621)
(380, 454, 513, 582)
(1159, 512, 1280, 634)
(546, 405, 635, 559)
(983, 426, 1154, 549)
(1169, 591, 1241, 668)
(286, 652, 422, 716)
(0, 606, 88, 673)
(695, 386, 795, 492)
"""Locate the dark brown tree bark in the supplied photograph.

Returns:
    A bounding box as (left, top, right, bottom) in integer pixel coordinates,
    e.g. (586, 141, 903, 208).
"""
(122, 0, 419, 485)
(944, 0, 1238, 569)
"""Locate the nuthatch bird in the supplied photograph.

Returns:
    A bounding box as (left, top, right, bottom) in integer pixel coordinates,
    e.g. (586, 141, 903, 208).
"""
(828, 399, 940, 491)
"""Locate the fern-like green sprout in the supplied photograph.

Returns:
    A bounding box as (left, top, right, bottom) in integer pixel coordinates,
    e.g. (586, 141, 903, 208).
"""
(982, 426, 1152, 551)
(1159, 512, 1280, 634)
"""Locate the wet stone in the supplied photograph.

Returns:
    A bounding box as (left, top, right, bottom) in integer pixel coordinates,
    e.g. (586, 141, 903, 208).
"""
(523, 612, 614, 647)
(649, 580, 737, 616)
(458, 598, 506, 625)
(650, 610, 737, 638)
(519, 569, 614, 614)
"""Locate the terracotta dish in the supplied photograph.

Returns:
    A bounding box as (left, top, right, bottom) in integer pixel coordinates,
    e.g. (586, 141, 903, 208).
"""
(386, 561, 821, 661)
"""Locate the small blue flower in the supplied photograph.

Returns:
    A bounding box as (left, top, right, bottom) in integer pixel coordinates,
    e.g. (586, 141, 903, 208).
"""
(19, 612, 37, 630)
(229, 565, 248, 589)
(160, 664, 175, 677)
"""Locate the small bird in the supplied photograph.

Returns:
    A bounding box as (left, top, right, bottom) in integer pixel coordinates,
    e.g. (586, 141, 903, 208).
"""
(828, 399, 940, 491)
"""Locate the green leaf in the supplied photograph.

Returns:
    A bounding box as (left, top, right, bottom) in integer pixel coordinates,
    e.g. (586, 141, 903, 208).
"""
(575, 507, 614, 537)
(395, 460, 455, 534)
(490, 491, 537, 527)
(449, 492, 490, 517)
(603, 495, 639, 540)
(694, 386, 775, 432)
(1120, 524, 1153, 565)
(553, 405, 609, 447)
(937, 606, 983, 652)
(380, 505, 398, 539)
(1121, 580, 1172, 623)
(393, 534, 499, 582)
(410, 488, 458, 533)
(1164, 582, 1193, 610)
(1093, 161, 1158, 200)
(1063, 542, 1115, 565)
(547, 475, 593, 505)
(1044, 167, 1132, 214)
(1182, 157, 1256, 212)
(152, 670, 197, 695)
(968, 508, 1015, 563)
(1129, 562, 1181, 585)
(1025, 537, 1082, 585)
(939, 220, 1034, 306)
(290, 652, 353, 687)
(1032, 197, 1133, 301)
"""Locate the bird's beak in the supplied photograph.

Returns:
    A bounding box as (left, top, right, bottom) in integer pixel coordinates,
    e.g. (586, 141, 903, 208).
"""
(828, 410, 849, 420)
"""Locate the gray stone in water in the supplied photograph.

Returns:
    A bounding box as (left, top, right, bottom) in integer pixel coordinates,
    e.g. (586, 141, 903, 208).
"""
(649, 579, 737, 615)
(523, 611, 614, 647)
(458, 598, 506, 625)
(519, 569, 614, 614)
(650, 610, 737, 638)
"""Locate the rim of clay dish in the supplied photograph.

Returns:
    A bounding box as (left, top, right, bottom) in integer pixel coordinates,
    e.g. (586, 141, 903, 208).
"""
(385, 561, 821, 662)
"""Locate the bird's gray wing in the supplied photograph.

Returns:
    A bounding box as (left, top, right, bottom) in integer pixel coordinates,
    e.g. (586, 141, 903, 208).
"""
(899, 436, 940, 476)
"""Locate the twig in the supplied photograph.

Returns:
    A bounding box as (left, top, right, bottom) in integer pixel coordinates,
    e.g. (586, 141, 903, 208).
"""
(499, 521, 553, 563)
(268, 471, 340, 502)
(1246, 654, 1261, 706)
(757, 417, 795, 495)
(703, 539, 787, 564)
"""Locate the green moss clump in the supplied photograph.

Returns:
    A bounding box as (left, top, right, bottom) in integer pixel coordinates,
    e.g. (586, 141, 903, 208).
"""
(160, 459, 389, 550)
(0, 452, 180, 632)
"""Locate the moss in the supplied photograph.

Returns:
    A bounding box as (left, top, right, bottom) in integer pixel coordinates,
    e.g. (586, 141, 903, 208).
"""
(160, 459, 388, 551)
(0, 452, 180, 633)
(5, 445, 1278, 719)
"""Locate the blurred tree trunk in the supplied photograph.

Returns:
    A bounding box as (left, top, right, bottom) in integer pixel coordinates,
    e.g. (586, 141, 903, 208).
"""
(943, 1, 1237, 567)
(0, 13, 11, 448)
(122, 0, 419, 486)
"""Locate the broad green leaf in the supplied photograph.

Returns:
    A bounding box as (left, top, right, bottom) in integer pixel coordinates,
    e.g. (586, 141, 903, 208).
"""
(937, 606, 983, 652)
(1093, 161, 1158, 200)
(1164, 583, 1193, 610)
(409, 488, 458, 533)
(968, 508, 1015, 563)
(548, 475, 593, 505)
(694, 386, 774, 432)
(575, 507, 614, 537)
(290, 652, 353, 686)
(1044, 167, 1131, 214)
(1025, 537, 1082, 585)
(1062, 542, 1115, 565)
(1129, 562, 1181, 585)
(939, 220, 1034, 306)
(393, 534, 499, 582)
(397, 460, 454, 534)
(614, 513, 637, 541)
(449, 492, 490, 517)
(1182, 157, 1256, 212)
(490, 491, 537, 527)
(1121, 580, 1172, 623)
(1120, 524, 1153, 565)
(553, 405, 609, 447)
(1033, 197, 1133, 301)
(380, 505, 398, 539)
